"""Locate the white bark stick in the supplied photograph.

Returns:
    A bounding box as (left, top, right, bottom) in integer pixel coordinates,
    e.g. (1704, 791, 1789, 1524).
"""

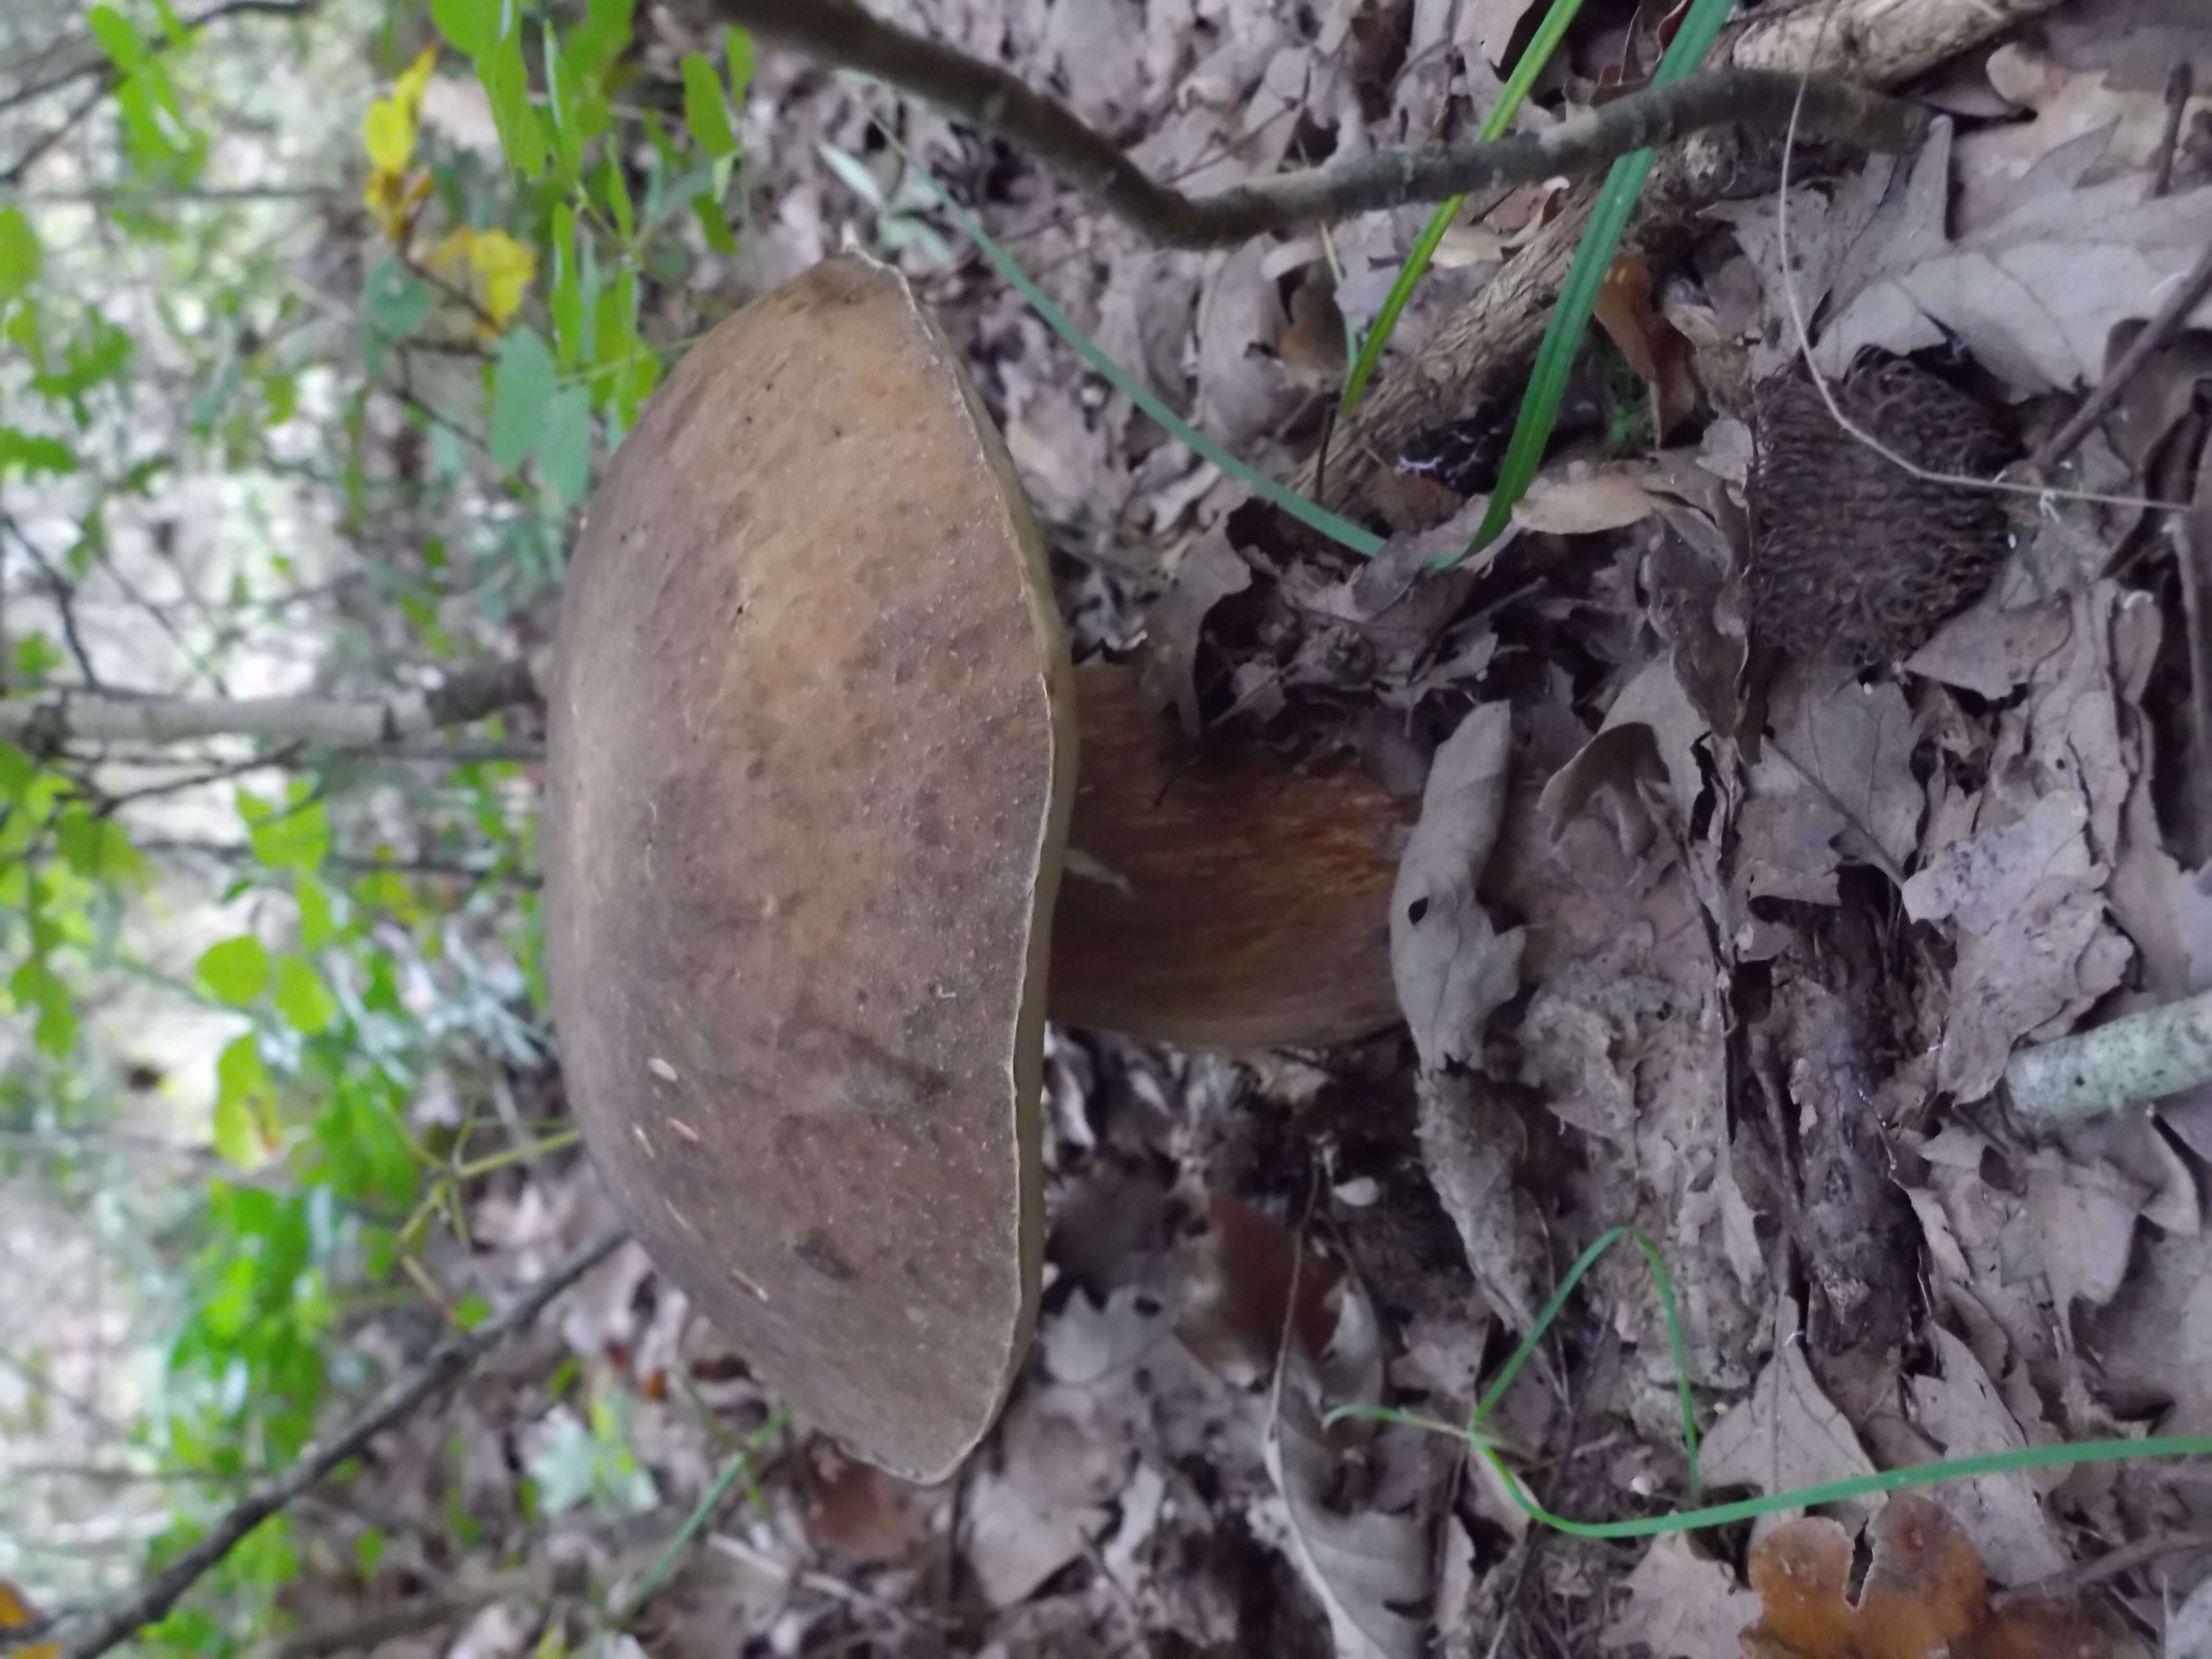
(2005, 988, 2212, 1125)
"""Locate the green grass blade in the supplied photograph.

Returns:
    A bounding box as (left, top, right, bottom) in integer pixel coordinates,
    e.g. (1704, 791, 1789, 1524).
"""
(1459, 0, 1737, 560)
(1332, 1224, 2212, 1539)
(896, 145, 1384, 556)
(1339, 0, 1588, 418)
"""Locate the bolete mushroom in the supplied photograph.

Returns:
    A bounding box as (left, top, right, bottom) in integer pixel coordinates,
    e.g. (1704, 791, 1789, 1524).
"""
(542, 253, 1404, 1481)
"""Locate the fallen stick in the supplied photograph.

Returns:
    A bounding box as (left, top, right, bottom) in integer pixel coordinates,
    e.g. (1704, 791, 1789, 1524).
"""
(2005, 988, 2212, 1126)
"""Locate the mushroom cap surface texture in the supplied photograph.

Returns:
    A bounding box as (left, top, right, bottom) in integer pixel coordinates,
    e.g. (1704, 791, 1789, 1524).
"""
(542, 254, 1071, 1483)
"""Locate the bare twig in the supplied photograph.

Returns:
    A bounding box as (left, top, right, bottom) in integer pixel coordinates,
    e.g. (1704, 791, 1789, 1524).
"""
(719, 0, 1922, 247)
(1, 1229, 626, 1659)
(2151, 63, 2196, 201)
(1993, 1528, 2212, 1608)
(0, 0, 319, 116)
(2026, 229, 2212, 477)
(0, 82, 107, 188)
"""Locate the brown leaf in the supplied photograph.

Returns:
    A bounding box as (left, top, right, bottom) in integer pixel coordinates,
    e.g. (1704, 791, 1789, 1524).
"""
(1593, 255, 1701, 436)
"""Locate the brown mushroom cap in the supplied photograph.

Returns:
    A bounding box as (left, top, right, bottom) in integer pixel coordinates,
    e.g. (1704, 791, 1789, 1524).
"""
(542, 254, 1070, 1481)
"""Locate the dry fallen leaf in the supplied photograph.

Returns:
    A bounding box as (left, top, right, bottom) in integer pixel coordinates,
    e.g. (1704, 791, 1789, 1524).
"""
(1603, 1536, 1764, 1659)
(1390, 702, 1525, 1070)
(1264, 1319, 1432, 1659)
(1513, 462, 1666, 535)
(1815, 118, 2212, 393)
(1905, 1329, 2069, 1587)
(1700, 1335, 1880, 1531)
(1955, 41, 2212, 231)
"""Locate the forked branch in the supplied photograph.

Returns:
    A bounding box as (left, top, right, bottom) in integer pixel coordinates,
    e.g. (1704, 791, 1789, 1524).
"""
(716, 0, 1926, 247)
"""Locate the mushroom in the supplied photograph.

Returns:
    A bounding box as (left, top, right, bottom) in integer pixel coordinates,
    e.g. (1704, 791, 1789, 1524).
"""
(541, 253, 1405, 1481)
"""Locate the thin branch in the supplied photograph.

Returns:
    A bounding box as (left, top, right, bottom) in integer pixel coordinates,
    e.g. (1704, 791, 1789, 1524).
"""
(0, 656, 543, 751)
(718, 0, 1925, 247)
(0, 82, 107, 188)
(0, 0, 320, 117)
(136, 836, 541, 885)
(2026, 228, 2212, 477)
(2, 1229, 626, 1659)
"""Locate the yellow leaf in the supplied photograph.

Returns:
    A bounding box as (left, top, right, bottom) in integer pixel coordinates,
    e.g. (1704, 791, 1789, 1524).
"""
(361, 48, 438, 175)
(394, 45, 438, 109)
(363, 97, 415, 174)
(0, 1577, 60, 1659)
(427, 226, 538, 331)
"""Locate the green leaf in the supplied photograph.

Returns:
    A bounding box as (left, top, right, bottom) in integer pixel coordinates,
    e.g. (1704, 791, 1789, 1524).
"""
(213, 1035, 274, 1166)
(482, 32, 551, 178)
(296, 873, 342, 950)
(55, 807, 147, 885)
(0, 427, 81, 478)
(426, 0, 495, 59)
(0, 744, 34, 802)
(10, 956, 78, 1057)
(0, 206, 40, 300)
(568, 0, 635, 79)
(87, 5, 148, 69)
(681, 52, 736, 160)
(452, 1293, 493, 1331)
(594, 152, 635, 245)
(549, 205, 585, 369)
(241, 785, 330, 871)
(539, 384, 592, 506)
(273, 955, 339, 1035)
(363, 259, 433, 343)
(197, 935, 273, 1005)
(691, 191, 738, 256)
(491, 326, 558, 470)
(724, 25, 755, 101)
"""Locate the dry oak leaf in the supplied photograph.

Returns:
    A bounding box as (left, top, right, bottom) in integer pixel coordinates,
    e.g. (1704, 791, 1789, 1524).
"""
(1816, 118, 2212, 394)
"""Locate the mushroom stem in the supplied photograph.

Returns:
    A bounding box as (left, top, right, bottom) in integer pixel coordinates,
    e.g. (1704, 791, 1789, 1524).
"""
(1050, 661, 1407, 1051)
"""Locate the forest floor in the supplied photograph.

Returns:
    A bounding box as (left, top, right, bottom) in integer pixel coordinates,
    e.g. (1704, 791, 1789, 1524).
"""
(280, 0, 2212, 1654)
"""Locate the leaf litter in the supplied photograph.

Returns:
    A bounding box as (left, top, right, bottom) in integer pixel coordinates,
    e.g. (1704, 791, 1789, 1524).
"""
(289, 0, 2212, 1654)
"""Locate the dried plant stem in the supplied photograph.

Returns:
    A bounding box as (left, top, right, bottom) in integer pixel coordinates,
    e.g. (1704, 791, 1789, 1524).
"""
(718, 0, 1921, 248)
(2006, 988, 2212, 1125)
